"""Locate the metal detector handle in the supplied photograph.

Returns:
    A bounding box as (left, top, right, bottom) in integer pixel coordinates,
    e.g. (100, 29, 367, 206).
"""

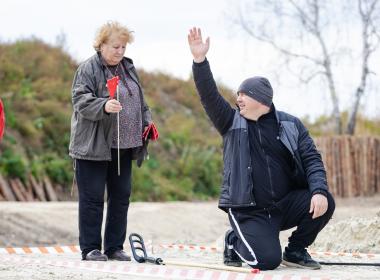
(129, 233, 148, 263)
(129, 233, 164, 265)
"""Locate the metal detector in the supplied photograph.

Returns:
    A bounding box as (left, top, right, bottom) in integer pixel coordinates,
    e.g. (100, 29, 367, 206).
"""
(129, 233, 163, 264)
(128, 233, 259, 273)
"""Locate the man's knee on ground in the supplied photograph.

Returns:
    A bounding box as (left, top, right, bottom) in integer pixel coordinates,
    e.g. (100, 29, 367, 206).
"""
(249, 250, 282, 270)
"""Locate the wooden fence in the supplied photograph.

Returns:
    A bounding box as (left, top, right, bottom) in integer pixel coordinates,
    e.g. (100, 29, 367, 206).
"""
(315, 136, 380, 197)
(0, 174, 58, 201)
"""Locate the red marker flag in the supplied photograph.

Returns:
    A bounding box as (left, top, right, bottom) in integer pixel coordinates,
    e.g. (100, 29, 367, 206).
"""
(0, 99, 5, 141)
(106, 76, 119, 99)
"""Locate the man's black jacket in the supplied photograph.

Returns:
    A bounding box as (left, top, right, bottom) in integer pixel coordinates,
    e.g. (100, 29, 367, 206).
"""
(192, 59, 328, 212)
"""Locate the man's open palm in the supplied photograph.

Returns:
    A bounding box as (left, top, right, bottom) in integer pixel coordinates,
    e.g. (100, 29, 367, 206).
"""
(188, 27, 210, 63)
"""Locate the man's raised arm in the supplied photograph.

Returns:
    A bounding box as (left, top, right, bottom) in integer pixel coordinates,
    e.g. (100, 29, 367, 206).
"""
(188, 27, 234, 135)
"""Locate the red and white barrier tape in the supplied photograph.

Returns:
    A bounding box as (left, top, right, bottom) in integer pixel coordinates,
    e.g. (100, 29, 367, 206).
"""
(309, 250, 380, 259)
(1, 244, 379, 261)
(157, 244, 380, 259)
(0, 255, 337, 280)
(158, 244, 219, 253)
(0, 245, 80, 254)
(1, 243, 379, 262)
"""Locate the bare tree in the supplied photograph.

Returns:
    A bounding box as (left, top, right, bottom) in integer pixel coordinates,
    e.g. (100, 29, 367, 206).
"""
(346, 0, 380, 134)
(232, 0, 379, 134)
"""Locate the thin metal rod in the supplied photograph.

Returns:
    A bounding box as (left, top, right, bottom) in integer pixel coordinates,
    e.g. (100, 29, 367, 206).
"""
(319, 261, 380, 266)
(162, 260, 257, 273)
(117, 84, 120, 176)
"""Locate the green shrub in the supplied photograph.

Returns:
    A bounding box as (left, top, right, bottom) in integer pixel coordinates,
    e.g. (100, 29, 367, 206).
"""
(0, 148, 27, 180)
(42, 153, 72, 185)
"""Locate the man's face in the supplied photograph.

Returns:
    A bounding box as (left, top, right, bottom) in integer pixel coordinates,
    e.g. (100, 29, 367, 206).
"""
(236, 92, 262, 117)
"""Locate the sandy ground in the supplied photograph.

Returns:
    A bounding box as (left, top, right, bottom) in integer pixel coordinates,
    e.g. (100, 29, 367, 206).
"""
(0, 196, 379, 279)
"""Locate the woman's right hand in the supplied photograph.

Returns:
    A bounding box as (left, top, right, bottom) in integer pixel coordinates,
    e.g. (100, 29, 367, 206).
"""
(105, 99, 122, 113)
(187, 27, 210, 63)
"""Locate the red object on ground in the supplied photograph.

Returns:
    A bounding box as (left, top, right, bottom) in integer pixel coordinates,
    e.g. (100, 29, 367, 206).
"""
(142, 123, 159, 141)
(106, 76, 119, 99)
(0, 99, 5, 141)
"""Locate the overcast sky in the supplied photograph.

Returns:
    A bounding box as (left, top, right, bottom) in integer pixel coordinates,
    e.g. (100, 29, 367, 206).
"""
(1, 0, 379, 120)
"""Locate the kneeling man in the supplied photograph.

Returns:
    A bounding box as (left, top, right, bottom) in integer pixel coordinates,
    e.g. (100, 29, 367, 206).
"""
(187, 27, 335, 270)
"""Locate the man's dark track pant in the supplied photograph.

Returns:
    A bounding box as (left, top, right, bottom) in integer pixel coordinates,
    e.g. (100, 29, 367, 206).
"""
(76, 149, 132, 258)
(227, 189, 335, 270)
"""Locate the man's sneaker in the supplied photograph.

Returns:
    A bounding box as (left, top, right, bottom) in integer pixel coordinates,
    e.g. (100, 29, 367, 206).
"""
(282, 247, 321, 269)
(223, 229, 242, 267)
(108, 250, 131, 261)
(83, 249, 108, 261)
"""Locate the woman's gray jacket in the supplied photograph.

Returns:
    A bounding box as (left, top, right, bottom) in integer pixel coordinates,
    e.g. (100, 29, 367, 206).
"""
(69, 53, 152, 165)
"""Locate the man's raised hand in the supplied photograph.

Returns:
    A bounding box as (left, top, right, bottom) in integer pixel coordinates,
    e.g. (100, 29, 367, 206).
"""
(187, 27, 210, 63)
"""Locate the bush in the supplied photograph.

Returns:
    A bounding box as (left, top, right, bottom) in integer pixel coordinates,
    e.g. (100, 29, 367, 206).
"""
(42, 153, 72, 185)
(0, 148, 27, 180)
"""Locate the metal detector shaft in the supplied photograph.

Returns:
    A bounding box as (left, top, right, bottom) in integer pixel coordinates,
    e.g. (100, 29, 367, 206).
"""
(162, 260, 258, 273)
(146, 256, 163, 265)
(117, 84, 120, 176)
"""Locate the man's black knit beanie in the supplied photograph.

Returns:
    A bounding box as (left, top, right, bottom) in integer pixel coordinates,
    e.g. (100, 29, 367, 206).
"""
(237, 76, 273, 107)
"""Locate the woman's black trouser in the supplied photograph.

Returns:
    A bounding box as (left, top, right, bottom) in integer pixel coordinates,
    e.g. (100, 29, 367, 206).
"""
(227, 189, 335, 270)
(76, 149, 132, 258)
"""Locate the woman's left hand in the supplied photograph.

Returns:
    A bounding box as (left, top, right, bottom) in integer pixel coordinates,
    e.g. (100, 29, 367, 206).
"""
(142, 123, 151, 140)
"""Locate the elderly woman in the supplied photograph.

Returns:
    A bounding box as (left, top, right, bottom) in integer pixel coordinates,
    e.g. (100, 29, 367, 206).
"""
(69, 21, 152, 261)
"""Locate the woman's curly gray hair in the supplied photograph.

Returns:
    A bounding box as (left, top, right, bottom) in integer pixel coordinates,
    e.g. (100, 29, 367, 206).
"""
(93, 21, 134, 52)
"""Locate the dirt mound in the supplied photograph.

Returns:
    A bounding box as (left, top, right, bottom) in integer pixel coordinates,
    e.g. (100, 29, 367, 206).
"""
(312, 211, 380, 253)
